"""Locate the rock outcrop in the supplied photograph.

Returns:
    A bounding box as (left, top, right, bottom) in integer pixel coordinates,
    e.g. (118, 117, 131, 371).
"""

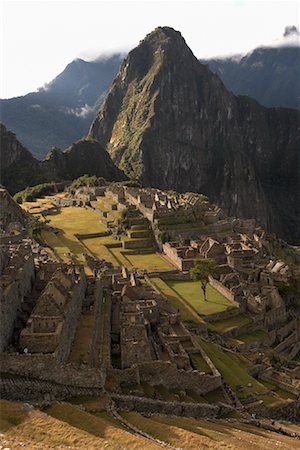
(0, 123, 126, 194)
(0, 187, 25, 231)
(89, 27, 300, 244)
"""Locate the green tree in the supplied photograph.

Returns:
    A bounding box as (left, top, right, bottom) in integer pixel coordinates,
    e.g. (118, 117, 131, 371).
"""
(189, 259, 217, 301)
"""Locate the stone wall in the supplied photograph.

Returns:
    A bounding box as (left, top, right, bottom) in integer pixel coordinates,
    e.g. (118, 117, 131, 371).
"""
(0, 353, 104, 388)
(111, 394, 221, 419)
(203, 305, 244, 324)
(0, 377, 104, 402)
(109, 361, 221, 396)
(55, 271, 87, 362)
(0, 245, 35, 351)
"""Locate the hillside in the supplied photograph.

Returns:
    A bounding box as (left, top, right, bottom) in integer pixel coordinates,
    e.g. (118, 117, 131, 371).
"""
(89, 26, 300, 244)
(0, 123, 126, 194)
(0, 55, 123, 158)
(202, 46, 300, 110)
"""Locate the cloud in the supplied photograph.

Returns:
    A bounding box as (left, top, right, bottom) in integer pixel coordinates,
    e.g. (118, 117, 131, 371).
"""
(267, 25, 300, 48)
(62, 104, 96, 118)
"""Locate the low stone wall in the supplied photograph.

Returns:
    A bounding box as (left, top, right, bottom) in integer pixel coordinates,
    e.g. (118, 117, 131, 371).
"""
(158, 272, 191, 281)
(0, 353, 104, 388)
(109, 361, 221, 396)
(276, 319, 298, 342)
(274, 331, 298, 354)
(248, 399, 300, 422)
(209, 277, 238, 305)
(0, 377, 104, 402)
(111, 394, 221, 419)
(258, 370, 300, 397)
(203, 305, 244, 324)
(123, 238, 152, 249)
(75, 231, 111, 239)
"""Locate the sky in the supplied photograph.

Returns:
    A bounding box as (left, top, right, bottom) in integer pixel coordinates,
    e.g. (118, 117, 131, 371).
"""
(1, 0, 299, 98)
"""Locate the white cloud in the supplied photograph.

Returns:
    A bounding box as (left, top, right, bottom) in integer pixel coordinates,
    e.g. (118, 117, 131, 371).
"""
(62, 104, 96, 118)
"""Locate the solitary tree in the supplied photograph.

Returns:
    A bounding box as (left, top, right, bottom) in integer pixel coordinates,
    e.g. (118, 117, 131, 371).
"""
(189, 259, 217, 301)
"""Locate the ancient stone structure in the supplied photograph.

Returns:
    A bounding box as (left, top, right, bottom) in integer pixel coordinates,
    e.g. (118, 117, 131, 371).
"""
(20, 266, 86, 361)
(0, 239, 35, 351)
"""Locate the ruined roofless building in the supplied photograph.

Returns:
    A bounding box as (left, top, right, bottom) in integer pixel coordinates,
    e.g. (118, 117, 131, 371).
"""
(20, 266, 86, 361)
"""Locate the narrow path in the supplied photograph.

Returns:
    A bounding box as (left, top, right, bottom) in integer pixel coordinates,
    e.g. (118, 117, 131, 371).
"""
(108, 405, 182, 450)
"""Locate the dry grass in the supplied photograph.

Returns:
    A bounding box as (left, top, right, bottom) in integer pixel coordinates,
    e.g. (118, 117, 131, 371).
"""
(123, 412, 300, 450)
(0, 401, 162, 449)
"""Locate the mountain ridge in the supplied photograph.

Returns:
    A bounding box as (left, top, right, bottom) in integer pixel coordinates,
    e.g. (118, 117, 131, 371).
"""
(89, 26, 300, 244)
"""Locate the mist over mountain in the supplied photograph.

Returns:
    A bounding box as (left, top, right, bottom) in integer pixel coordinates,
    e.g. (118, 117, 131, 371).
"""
(0, 54, 124, 158)
(202, 26, 300, 110)
(1, 27, 299, 161)
(89, 26, 300, 244)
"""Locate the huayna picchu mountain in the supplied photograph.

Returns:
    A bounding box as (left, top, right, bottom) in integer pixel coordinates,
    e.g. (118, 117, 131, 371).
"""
(89, 26, 300, 244)
(0, 123, 126, 194)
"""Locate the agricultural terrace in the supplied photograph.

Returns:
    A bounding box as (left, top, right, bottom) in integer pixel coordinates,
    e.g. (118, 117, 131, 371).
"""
(41, 204, 174, 273)
(198, 339, 286, 406)
(164, 279, 236, 316)
(151, 277, 206, 325)
(41, 207, 107, 264)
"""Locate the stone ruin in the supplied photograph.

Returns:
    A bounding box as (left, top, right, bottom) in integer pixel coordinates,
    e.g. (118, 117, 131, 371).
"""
(20, 265, 86, 361)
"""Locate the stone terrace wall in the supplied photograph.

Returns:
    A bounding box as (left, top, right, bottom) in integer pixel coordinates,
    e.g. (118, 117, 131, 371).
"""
(203, 305, 245, 324)
(248, 399, 300, 422)
(109, 361, 221, 396)
(0, 377, 104, 402)
(0, 353, 104, 388)
(111, 394, 222, 419)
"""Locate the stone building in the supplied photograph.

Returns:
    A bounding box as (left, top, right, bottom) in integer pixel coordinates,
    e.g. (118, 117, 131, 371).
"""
(0, 239, 35, 351)
(20, 266, 86, 361)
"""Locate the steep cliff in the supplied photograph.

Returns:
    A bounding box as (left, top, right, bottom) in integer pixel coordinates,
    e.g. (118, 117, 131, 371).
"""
(0, 187, 25, 230)
(89, 27, 300, 243)
(0, 123, 51, 193)
(0, 123, 126, 194)
(43, 139, 126, 182)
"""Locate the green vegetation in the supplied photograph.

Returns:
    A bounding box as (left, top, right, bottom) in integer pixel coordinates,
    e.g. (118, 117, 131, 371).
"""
(166, 279, 235, 315)
(234, 329, 268, 343)
(13, 181, 66, 202)
(190, 353, 212, 373)
(24, 213, 48, 244)
(208, 314, 252, 333)
(69, 175, 107, 190)
(259, 380, 297, 400)
(189, 259, 217, 301)
(151, 277, 205, 325)
(198, 339, 276, 404)
(40, 207, 107, 265)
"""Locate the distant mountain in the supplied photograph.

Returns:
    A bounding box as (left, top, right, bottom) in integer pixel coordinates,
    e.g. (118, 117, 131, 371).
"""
(0, 123, 126, 194)
(0, 55, 124, 158)
(1, 28, 299, 160)
(202, 27, 300, 110)
(89, 26, 300, 244)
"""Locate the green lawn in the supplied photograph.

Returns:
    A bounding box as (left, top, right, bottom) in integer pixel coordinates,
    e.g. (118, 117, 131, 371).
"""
(259, 380, 297, 401)
(125, 252, 173, 272)
(234, 329, 268, 344)
(190, 353, 212, 373)
(198, 339, 276, 405)
(41, 207, 108, 264)
(151, 277, 205, 325)
(208, 314, 252, 333)
(166, 280, 236, 316)
(45, 207, 107, 234)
